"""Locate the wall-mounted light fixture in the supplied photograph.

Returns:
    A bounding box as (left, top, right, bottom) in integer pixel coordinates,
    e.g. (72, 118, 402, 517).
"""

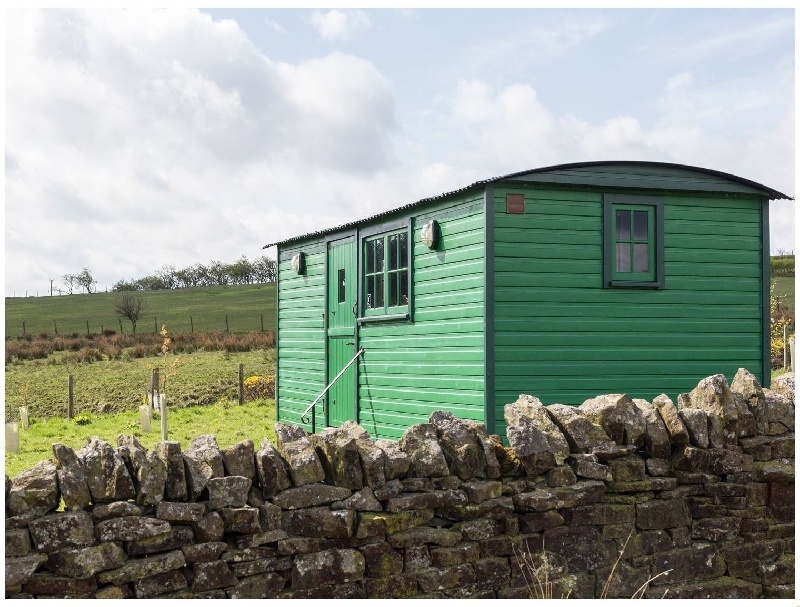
(421, 219, 440, 250)
(291, 252, 306, 275)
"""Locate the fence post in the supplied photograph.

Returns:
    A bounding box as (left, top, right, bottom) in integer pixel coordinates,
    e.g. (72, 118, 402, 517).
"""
(119, 318, 124, 334)
(226, 315, 229, 332)
(22, 321, 26, 336)
(19, 406, 29, 430)
(155, 317, 158, 333)
(238, 363, 244, 405)
(784, 324, 788, 372)
(68, 375, 74, 419)
(54, 319, 58, 335)
(86, 320, 91, 337)
(190, 316, 194, 333)
(261, 314, 264, 332)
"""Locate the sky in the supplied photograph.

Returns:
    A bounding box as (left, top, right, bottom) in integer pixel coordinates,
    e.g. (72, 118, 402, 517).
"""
(4, 7, 796, 297)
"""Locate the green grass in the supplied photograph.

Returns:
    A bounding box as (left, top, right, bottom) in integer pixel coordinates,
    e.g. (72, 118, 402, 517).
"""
(5, 349, 276, 423)
(772, 275, 794, 315)
(5, 399, 278, 479)
(5, 283, 276, 338)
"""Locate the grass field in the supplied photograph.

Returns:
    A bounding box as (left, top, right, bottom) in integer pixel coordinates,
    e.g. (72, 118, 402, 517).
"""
(5, 399, 278, 479)
(5, 348, 276, 423)
(772, 275, 794, 314)
(5, 283, 276, 338)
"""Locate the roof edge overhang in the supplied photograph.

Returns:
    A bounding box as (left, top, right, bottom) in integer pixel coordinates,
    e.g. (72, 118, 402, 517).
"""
(264, 160, 793, 249)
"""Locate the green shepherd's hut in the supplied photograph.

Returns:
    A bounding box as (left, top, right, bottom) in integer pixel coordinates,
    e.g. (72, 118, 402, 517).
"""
(265, 161, 790, 440)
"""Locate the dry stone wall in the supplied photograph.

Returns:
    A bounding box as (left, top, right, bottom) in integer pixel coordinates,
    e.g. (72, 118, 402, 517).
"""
(5, 369, 795, 599)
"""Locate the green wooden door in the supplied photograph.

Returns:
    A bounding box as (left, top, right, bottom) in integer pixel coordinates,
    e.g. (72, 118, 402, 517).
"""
(327, 238, 357, 427)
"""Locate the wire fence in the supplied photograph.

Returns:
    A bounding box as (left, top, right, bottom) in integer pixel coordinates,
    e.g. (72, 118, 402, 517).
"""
(9, 314, 274, 339)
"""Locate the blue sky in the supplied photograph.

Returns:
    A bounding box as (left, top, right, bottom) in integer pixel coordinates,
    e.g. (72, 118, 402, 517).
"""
(4, 8, 795, 296)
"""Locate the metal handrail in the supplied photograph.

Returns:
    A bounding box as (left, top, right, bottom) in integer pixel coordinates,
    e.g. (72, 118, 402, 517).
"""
(301, 348, 364, 432)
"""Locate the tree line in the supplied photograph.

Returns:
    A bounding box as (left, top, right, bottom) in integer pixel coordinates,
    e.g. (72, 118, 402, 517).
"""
(111, 255, 277, 292)
(54, 255, 277, 296)
(771, 253, 795, 277)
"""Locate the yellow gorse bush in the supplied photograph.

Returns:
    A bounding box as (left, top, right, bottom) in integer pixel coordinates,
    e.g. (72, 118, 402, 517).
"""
(243, 375, 275, 400)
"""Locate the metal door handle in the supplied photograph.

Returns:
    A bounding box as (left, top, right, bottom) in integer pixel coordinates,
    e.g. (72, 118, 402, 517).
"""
(352, 302, 358, 317)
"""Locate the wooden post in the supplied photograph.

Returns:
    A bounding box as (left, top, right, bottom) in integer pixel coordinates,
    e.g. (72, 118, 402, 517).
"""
(54, 319, 58, 335)
(238, 363, 244, 405)
(5, 423, 19, 454)
(119, 318, 124, 334)
(261, 314, 264, 332)
(86, 320, 91, 336)
(155, 317, 158, 333)
(784, 324, 788, 371)
(19, 406, 29, 430)
(68, 375, 74, 419)
(226, 315, 229, 332)
(22, 321, 26, 336)
(190, 316, 194, 333)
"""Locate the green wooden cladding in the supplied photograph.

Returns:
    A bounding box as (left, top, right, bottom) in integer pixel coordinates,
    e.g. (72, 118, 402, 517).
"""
(274, 162, 775, 440)
(358, 195, 486, 440)
(277, 243, 326, 433)
(491, 187, 764, 438)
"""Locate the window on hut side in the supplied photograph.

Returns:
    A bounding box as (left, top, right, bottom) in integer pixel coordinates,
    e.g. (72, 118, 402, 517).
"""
(613, 205, 655, 281)
(364, 230, 409, 315)
(603, 195, 664, 289)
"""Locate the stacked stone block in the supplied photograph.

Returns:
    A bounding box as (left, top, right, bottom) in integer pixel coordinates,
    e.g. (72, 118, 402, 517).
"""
(5, 369, 794, 599)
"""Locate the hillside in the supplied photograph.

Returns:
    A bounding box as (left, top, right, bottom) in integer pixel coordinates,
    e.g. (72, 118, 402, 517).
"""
(772, 275, 794, 313)
(5, 283, 276, 338)
(5, 262, 793, 339)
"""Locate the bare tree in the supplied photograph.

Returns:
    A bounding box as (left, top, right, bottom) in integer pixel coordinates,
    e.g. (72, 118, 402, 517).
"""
(253, 256, 277, 283)
(114, 292, 146, 333)
(230, 255, 254, 285)
(157, 264, 177, 289)
(62, 273, 76, 295)
(76, 267, 97, 294)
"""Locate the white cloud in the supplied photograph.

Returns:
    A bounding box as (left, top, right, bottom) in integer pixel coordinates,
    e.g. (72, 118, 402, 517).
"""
(426, 69, 794, 251)
(5, 8, 398, 293)
(264, 17, 285, 34)
(638, 13, 794, 65)
(309, 9, 371, 41)
(466, 11, 612, 71)
(4, 8, 793, 297)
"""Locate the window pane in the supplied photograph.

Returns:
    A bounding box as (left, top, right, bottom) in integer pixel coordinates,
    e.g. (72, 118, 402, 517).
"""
(366, 276, 374, 309)
(389, 234, 398, 270)
(616, 243, 630, 272)
(399, 270, 408, 304)
(616, 210, 630, 241)
(633, 211, 649, 241)
(366, 240, 375, 274)
(375, 274, 384, 308)
(399, 232, 408, 269)
(338, 269, 346, 303)
(375, 238, 384, 272)
(389, 272, 398, 306)
(634, 243, 649, 273)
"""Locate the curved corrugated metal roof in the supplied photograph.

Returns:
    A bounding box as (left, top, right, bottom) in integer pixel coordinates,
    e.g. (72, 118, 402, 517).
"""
(264, 160, 792, 248)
